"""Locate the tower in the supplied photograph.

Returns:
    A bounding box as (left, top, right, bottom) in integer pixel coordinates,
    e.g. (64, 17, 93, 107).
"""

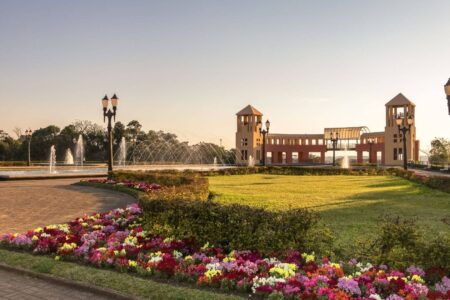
(235, 105, 263, 165)
(384, 93, 418, 166)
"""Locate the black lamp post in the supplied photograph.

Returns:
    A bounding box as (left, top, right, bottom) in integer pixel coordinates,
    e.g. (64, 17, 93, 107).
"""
(330, 132, 339, 166)
(259, 120, 270, 166)
(444, 78, 450, 115)
(395, 115, 413, 170)
(367, 138, 374, 164)
(25, 129, 32, 166)
(102, 94, 119, 178)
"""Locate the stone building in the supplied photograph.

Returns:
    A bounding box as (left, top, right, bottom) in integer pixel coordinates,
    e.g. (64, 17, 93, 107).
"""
(235, 93, 419, 166)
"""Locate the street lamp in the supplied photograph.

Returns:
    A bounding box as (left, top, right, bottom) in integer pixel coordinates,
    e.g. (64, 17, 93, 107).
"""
(444, 78, 450, 115)
(367, 138, 374, 165)
(395, 114, 414, 170)
(330, 132, 339, 166)
(259, 119, 270, 166)
(102, 94, 119, 178)
(25, 129, 32, 166)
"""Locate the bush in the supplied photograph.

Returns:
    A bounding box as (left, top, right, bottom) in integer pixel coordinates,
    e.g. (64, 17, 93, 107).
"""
(139, 198, 333, 255)
(112, 170, 209, 201)
(360, 216, 450, 273)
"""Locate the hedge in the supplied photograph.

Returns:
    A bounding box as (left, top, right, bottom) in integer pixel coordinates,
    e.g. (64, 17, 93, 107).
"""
(139, 197, 333, 255)
(112, 170, 209, 201)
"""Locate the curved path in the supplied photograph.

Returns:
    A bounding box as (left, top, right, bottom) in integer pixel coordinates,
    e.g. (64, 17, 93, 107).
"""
(0, 178, 135, 234)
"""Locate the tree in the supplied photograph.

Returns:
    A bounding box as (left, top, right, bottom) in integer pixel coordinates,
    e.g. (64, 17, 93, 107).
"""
(429, 138, 450, 165)
(29, 126, 60, 161)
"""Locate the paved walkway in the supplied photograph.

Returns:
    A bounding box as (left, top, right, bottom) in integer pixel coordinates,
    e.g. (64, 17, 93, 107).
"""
(0, 178, 136, 299)
(0, 178, 135, 234)
(0, 268, 113, 299)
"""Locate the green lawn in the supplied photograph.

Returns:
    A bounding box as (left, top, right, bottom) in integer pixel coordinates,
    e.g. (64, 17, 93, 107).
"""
(209, 174, 450, 245)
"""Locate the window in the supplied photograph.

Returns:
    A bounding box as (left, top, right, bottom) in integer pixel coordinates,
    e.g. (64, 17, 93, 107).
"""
(241, 138, 248, 147)
(292, 152, 299, 164)
(241, 150, 248, 161)
(318, 139, 323, 145)
(299, 139, 302, 145)
(312, 139, 316, 145)
(276, 139, 280, 145)
(282, 152, 286, 164)
(305, 139, 309, 145)
(393, 148, 398, 160)
(266, 152, 272, 165)
(393, 134, 397, 143)
(398, 148, 403, 161)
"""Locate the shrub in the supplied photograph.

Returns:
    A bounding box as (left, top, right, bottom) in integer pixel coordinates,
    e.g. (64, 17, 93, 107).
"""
(139, 198, 333, 255)
(112, 171, 209, 201)
(360, 216, 450, 272)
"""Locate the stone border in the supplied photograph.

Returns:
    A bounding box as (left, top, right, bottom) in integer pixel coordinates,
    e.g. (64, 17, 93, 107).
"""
(0, 262, 139, 300)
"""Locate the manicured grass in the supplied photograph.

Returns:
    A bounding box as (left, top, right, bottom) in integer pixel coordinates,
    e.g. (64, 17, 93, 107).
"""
(0, 249, 243, 300)
(209, 174, 450, 246)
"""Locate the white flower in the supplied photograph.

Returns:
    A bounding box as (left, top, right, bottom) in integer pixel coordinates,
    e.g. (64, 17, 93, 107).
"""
(369, 294, 382, 300)
(251, 276, 286, 293)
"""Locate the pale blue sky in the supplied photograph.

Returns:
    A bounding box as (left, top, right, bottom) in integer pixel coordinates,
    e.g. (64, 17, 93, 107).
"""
(0, 0, 449, 149)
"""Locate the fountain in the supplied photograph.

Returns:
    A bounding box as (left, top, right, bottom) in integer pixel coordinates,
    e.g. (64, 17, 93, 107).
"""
(248, 155, 255, 167)
(64, 148, 74, 165)
(213, 157, 218, 166)
(341, 146, 350, 169)
(75, 134, 84, 167)
(49, 145, 56, 173)
(117, 137, 127, 166)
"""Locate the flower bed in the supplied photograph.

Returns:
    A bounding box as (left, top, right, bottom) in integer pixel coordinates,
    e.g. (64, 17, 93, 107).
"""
(83, 178, 162, 192)
(1, 204, 449, 299)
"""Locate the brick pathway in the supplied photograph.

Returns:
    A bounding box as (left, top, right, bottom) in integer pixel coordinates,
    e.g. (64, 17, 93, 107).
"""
(0, 178, 136, 299)
(0, 268, 111, 299)
(0, 178, 135, 234)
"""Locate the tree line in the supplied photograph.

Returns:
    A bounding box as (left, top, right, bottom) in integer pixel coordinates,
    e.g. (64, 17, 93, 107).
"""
(0, 120, 236, 165)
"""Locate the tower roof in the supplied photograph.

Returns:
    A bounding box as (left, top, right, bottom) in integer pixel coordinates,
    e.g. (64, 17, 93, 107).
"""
(236, 105, 263, 116)
(385, 93, 415, 107)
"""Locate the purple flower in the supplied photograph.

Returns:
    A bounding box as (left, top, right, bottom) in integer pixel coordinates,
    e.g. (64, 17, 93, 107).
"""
(386, 294, 404, 300)
(337, 277, 361, 296)
(435, 276, 450, 294)
(406, 265, 425, 277)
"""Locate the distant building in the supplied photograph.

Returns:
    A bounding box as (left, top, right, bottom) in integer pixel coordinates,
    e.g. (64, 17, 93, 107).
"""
(235, 93, 419, 166)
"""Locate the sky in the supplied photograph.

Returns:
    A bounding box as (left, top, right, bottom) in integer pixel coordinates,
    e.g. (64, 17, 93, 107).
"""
(0, 0, 449, 150)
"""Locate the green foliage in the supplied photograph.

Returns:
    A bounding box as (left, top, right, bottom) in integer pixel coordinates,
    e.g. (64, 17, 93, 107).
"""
(112, 170, 209, 201)
(429, 137, 450, 165)
(139, 197, 332, 255)
(360, 216, 450, 271)
(200, 166, 390, 177)
(392, 168, 450, 193)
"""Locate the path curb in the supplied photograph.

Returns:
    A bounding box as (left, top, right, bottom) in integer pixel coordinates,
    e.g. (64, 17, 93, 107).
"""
(0, 262, 141, 300)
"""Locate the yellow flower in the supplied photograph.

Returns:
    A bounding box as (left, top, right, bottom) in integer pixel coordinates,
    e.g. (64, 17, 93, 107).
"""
(55, 256, 60, 261)
(128, 260, 137, 268)
(32, 235, 39, 241)
(223, 257, 236, 263)
(269, 263, 297, 278)
(114, 250, 119, 256)
(204, 269, 222, 280)
(411, 274, 424, 283)
(34, 227, 43, 234)
(302, 252, 315, 263)
(184, 255, 193, 261)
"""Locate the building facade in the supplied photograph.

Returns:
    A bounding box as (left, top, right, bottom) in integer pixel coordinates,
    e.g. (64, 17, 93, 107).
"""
(235, 93, 420, 166)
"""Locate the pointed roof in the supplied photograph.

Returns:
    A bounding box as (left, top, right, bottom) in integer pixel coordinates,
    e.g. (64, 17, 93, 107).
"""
(385, 93, 415, 106)
(236, 105, 263, 116)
